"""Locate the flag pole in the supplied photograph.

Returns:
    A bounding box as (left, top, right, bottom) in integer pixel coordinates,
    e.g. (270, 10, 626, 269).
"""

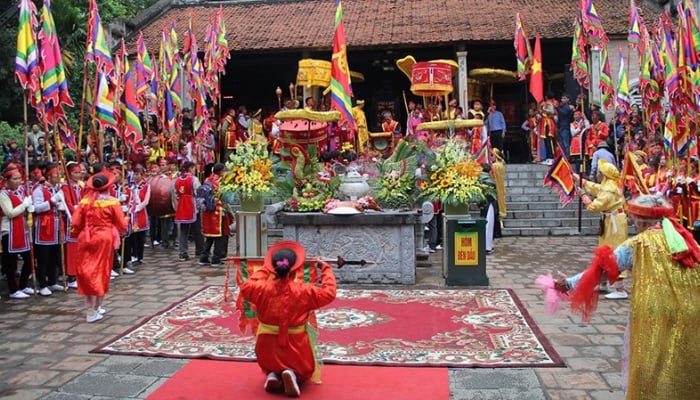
(22, 93, 38, 295)
(578, 86, 586, 233)
(77, 63, 91, 163)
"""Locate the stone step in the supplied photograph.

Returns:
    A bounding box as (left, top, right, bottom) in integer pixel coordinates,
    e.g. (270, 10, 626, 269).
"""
(502, 226, 599, 236)
(506, 194, 573, 203)
(507, 208, 598, 219)
(503, 217, 598, 228)
(503, 163, 551, 172)
(507, 201, 583, 211)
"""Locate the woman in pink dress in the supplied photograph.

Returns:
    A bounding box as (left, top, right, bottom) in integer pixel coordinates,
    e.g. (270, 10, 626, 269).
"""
(70, 172, 127, 322)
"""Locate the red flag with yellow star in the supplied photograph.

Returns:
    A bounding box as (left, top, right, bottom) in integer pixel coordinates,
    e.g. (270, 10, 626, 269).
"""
(529, 34, 543, 103)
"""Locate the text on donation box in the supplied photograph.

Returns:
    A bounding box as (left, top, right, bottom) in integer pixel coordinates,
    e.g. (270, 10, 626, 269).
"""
(454, 231, 478, 266)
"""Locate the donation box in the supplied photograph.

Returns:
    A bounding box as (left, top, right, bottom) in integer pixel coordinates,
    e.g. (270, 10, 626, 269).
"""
(443, 216, 488, 286)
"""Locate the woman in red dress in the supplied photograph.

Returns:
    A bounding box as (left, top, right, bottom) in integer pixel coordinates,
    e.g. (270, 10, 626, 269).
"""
(240, 241, 337, 398)
(70, 172, 127, 322)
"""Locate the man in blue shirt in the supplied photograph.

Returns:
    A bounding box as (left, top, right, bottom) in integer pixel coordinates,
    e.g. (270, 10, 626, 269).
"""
(589, 141, 616, 181)
(486, 101, 506, 151)
(557, 94, 574, 159)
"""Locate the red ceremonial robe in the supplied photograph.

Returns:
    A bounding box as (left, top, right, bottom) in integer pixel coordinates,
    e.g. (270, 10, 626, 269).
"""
(240, 262, 336, 383)
(71, 196, 128, 296)
(201, 175, 230, 237)
(174, 173, 197, 223)
(1, 189, 31, 252)
(34, 185, 61, 245)
(130, 182, 150, 232)
(61, 182, 83, 276)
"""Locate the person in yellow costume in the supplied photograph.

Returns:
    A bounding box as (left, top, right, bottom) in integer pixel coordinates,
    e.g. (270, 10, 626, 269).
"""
(573, 159, 629, 299)
(556, 194, 700, 400)
(491, 148, 507, 230)
(351, 100, 368, 153)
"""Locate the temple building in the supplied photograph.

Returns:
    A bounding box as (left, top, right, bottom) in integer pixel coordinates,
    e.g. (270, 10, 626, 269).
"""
(128, 0, 664, 161)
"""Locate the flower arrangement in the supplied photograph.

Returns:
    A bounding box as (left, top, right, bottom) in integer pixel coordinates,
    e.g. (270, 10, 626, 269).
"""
(373, 140, 422, 209)
(281, 173, 340, 212)
(220, 140, 274, 199)
(420, 140, 494, 206)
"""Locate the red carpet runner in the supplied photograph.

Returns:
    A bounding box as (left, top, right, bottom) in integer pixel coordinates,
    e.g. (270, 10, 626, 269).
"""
(94, 286, 564, 368)
(147, 360, 450, 400)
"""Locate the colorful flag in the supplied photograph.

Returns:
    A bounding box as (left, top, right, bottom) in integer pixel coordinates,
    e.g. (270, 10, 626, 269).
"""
(15, 0, 40, 92)
(329, 0, 355, 130)
(120, 57, 143, 147)
(95, 72, 117, 131)
(135, 31, 154, 104)
(214, 6, 230, 74)
(659, 20, 681, 99)
(620, 151, 649, 195)
(616, 47, 631, 122)
(570, 17, 589, 89)
(580, 0, 608, 47)
(514, 13, 532, 81)
(543, 149, 576, 206)
(628, 0, 643, 53)
(599, 46, 614, 109)
(54, 115, 77, 151)
(202, 23, 221, 102)
(38, 0, 74, 120)
(529, 34, 543, 103)
(86, 0, 114, 75)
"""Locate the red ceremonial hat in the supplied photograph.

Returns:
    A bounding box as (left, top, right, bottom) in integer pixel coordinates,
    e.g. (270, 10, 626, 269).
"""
(263, 240, 306, 275)
(86, 171, 116, 191)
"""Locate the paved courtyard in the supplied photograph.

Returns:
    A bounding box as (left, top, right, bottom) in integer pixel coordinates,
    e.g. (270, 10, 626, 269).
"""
(0, 235, 628, 400)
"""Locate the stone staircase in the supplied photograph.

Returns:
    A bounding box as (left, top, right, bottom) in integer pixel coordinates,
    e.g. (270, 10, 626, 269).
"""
(501, 163, 599, 236)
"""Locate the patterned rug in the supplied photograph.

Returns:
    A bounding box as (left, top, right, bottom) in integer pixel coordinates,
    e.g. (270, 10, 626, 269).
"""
(93, 286, 564, 368)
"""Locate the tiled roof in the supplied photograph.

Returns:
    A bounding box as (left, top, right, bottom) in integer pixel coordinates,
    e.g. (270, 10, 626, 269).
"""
(133, 0, 663, 52)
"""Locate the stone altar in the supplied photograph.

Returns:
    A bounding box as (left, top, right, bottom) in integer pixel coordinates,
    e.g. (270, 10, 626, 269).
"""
(278, 211, 420, 284)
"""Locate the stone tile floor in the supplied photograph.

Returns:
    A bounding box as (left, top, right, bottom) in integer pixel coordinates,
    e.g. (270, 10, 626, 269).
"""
(0, 235, 628, 400)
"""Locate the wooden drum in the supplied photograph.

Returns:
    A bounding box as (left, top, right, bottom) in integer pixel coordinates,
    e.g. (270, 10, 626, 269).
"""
(146, 175, 175, 217)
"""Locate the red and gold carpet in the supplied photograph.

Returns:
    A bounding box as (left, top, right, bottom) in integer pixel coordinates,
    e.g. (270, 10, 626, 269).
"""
(93, 286, 564, 368)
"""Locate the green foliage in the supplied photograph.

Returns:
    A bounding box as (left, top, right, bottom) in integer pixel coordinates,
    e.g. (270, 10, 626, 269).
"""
(0, 121, 24, 147)
(373, 141, 425, 209)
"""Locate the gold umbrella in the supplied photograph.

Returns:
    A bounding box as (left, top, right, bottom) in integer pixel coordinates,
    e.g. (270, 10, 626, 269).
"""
(416, 119, 484, 131)
(468, 68, 518, 101)
(468, 68, 518, 84)
(275, 109, 341, 122)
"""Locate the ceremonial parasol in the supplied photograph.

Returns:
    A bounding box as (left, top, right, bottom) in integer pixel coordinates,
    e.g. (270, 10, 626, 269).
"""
(468, 68, 518, 103)
(275, 109, 341, 122)
(416, 119, 484, 131)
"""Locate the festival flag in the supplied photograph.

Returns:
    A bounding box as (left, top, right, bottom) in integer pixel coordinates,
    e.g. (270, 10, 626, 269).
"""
(514, 12, 532, 81)
(620, 151, 649, 195)
(95, 72, 117, 131)
(628, 0, 643, 53)
(214, 6, 230, 74)
(38, 0, 74, 120)
(680, 0, 700, 67)
(659, 20, 681, 99)
(329, 0, 355, 130)
(55, 115, 77, 151)
(599, 46, 614, 109)
(86, 0, 114, 75)
(639, 44, 661, 120)
(15, 0, 40, 93)
(474, 139, 492, 165)
(616, 47, 631, 122)
(135, 31, 154, 104)
(120, 57, 143, 147)
(543, 148, 576, 206)
(571, 16, 589, 89)
(163, 88, 176, 136)
(580, 0, 608, 47)
(529, 34, 543, 103)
